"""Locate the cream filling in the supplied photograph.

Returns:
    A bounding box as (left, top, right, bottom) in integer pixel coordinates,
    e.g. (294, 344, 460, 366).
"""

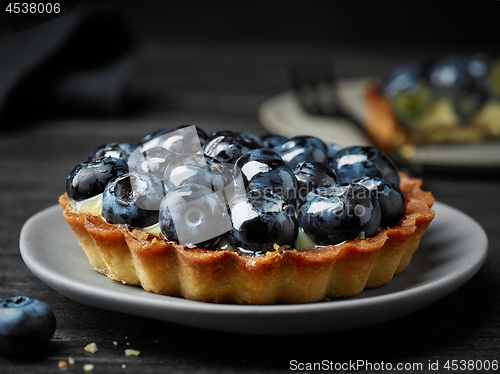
(70, 194, 319, 252)
(69, 193, 162, 237)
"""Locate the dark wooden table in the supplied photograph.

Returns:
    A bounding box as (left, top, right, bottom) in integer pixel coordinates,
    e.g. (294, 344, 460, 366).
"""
(1, 34, 500, 373)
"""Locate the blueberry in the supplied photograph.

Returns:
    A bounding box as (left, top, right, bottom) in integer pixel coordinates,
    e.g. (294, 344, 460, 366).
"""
(261, 134, 288, 150)
(380, 65, 423, 98)
(177, 124, 209, 147)
(233, 148, 298, 204)
(130, 146, 177, 181)
(203, 131, 261, 164)
(66, 157, 128, 202)
(159, 183, 231, 248)
(139, 126, 175, 147)
(330, 146, 400, 186)
(85, 142, 138, 163)
(326, 142, 340, 158)
(427, 57, 471, 91)
(0, 296, 56, 355)
(275, 136, 329, 169)
(238, 131, 265, 148)
(163, 153, 236, 202)
(293, 161, 337, 201)
(298, 183, 381, 245)
(102, 172, 165, 228)
(353, 177, 405, 227)
(140, 125, 205, 155)
(226, 190, 298, 255)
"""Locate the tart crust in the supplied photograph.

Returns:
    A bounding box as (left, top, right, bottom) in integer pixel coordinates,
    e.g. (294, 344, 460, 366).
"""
(59, 173, 435, 304)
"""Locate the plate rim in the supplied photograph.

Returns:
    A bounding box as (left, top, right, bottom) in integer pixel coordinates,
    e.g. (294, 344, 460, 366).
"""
(19, 202, 488, 335)
(258, 78, 500, 170)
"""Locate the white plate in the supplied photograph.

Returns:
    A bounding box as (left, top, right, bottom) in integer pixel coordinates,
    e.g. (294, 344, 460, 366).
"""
(258, 78, 500, 170)
(20, 202, 487, 335)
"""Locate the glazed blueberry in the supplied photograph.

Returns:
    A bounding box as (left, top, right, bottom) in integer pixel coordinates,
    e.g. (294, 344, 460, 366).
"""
(226, 190, 298, 255)
(326, 142, 340, 158)
(261, 134, 288, 150)
(353, 177, 405, 227)
(140, 125, 205, 154)
(177, 124, 209, 146)
(234, 148, 298, 204)
(139, 126, 175, 147)
(159, 183, 231, 247)
(163, 153, 235, 202)
(275, 136, 329, 169)
(85, 142, 138, 163)
(102, 172, 165, 228)
(293, 161, 337, 201)
(66, 157, 128, 202)
(380, 65, 423, 98)
(239, 131, 265, 148)
(203, 131, 261, 164)
(330, 146, 400, 186)
(130, 146, 177, 181)
(427, 57, 471, 91)
(298, 183, 381, 245)
(0, 296, 56, 354)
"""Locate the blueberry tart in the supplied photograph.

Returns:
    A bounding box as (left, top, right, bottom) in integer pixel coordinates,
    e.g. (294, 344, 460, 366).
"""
(365, 54, 500, 154)
(60, 125, 435, 304)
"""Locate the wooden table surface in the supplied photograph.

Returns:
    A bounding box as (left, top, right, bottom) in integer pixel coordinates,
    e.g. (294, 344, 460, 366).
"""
(1, 20, 500, 373)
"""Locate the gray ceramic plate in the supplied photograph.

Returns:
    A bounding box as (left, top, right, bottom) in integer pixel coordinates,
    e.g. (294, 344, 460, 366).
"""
(20, 202, 487, 335)
(258, 78, 500, 171)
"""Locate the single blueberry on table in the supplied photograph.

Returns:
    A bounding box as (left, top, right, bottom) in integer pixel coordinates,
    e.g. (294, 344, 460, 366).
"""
(275, 136, 329, 169)
(0, 296, 56, 355)
(233, 148, 299, 205)
(298, 183, 381, 245)
(102, 172, 165, 228)
(226, 189, 298, 255)
(66, 157, 128, 202)
(293, 161, 337, 201)
(159, 183, 232, 248)
(330, 146, 400, 186)
(353, 177, 405, 227)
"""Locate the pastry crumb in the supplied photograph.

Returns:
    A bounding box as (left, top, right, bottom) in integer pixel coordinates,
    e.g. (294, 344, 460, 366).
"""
(68, 357, 75, 365)
(113, 341, 118, 346)
(125, 349, 141, 356)
(58, 361, 68, 369)
(84, 342, 98, 353)
(122, 364, 127, 369)
(83, 364, 94, 372)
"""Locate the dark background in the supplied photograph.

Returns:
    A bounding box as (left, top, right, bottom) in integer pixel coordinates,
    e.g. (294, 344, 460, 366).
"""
(4, 1, 500, 47)
(104, 0, 500, 46)
(1, 2, 499, 373)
